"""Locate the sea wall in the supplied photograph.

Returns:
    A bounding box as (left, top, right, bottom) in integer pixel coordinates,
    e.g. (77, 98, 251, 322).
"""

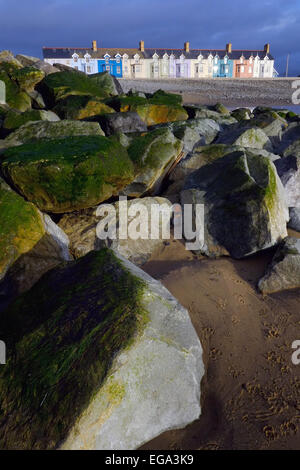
(119, 77, 299, 107)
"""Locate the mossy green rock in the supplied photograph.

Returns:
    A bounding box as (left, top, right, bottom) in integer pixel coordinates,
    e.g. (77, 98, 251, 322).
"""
(3, 109, 60, 130)
(0, 177, 45, 280)
(123, 128, 183, 196)
(53, 94, 115, 120)
(0, 63, 32, 111)
(1, 136, 134, 212)
(258, 237, 300, 293)
(0, 120, 104, 149)
(0, 249, 146, 449)
(106, 91, 187, 126)
(40, 71, 111, 105)
(13, 66, 45, 93)
(231, 108, 252, 121)
(88, 71, 123, 96)
(213, 103, 230, 115)
(182, 151, 289, 258)
(0, 248, 203, 450)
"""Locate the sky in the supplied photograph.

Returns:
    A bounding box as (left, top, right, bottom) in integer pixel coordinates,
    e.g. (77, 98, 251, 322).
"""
(0, 0, 300, 76)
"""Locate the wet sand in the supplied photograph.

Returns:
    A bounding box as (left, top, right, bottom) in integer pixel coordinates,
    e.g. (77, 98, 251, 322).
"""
(141, 231, 300, 450)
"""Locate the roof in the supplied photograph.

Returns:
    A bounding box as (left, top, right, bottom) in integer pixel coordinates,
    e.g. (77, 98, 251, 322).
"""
(42, 47, 274, 61)
(42, 47, 141, 59)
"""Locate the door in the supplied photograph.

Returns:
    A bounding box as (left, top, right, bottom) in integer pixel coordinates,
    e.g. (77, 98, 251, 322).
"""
(176, 64, 181, 77)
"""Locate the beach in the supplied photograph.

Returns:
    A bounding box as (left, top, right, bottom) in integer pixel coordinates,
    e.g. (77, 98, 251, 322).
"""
(141, 230, 300, 450)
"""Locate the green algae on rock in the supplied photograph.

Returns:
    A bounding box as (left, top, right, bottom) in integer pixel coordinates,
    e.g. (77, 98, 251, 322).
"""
(3, 109, 60, 130)
(1, 120, 104, 149)
(0, 62, 32, 112)
(0, 177, 45, 280)
(181, 151, 289, 258)
(0, 249, 146, 449)
(123, 127, 183, 196)
(53, 94, 115, 120)
(1, 135, 134, 212)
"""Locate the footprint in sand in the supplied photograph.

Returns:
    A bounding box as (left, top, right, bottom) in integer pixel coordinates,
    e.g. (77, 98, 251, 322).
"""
(210, 348, 223, 360)
(263, 425, 279, 441)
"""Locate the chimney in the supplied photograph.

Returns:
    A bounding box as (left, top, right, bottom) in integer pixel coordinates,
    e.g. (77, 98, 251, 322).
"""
(139, 40, 145, 52)
(92, 40, 97, 52)
(264, 43, 270, 54)
(184, 41, 190, 53)
(226, 43, 232, 54)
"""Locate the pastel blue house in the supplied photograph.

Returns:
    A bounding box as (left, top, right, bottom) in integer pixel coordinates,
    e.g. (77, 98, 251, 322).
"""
(98, 53, 122, 77)
(212, 54, 233, 78)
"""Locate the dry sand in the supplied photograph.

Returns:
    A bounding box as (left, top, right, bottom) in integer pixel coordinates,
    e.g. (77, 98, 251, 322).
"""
(141, 231, 300, 450)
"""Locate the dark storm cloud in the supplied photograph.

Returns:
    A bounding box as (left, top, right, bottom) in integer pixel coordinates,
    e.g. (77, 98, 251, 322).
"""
(0, 0, 299, 75)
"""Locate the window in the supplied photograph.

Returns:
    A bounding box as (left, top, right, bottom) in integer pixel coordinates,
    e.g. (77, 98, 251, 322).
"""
(224, 57, 228, 64)
(195, 65, 199, 74)
(135, 65, 140, 73)
(249, 66, 252, 73)
(106, 65, 110, 71)
(124, 66, 128, 73)
(225, 66, 229, 74)
(215, 57, 218, 64)
(87, 66, 91, 73)
(241, 66, 245, 73)
(199, 64, 203, 73)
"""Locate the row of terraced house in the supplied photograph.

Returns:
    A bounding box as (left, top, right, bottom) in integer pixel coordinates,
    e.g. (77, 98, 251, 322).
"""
(43, 40, 276, 79)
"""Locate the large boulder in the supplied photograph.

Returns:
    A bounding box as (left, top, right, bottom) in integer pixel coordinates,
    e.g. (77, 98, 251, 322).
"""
(274, 156, 300, 208)
(122, 128, 183, 197)
(3, 109, 60, 131)
(194, 107, 237, 126)
(53, 94, 115, 120)
(0, 249, 203, 450)
(13, 66, 45, 93)
(0, 119, 104, 149)
(93, 111, 147, 136)
(0, 50, 22, 67)
(0, 177, 70, 307)
(129, 103, 188, 126)
(288, 207, 300, 231)
(89, 71, 123, 96)
(39, 70, 112, 106)
(243, 111, 288, 147)
(167, 144, 280, 194)
(0, 62, 32, 111)
(275, 122, 300, 156)
(0, 80, 5, 104)
(60, 197, 173, 264)
(231, 108, 252, 121)
(32, 60, 59, 75)
(258, 237, 300, 294)
(216, 126, 272, 150)
(181, 151, 289, 258)
(15, 54, 40, 67)
(107, 92, 188, 126)
(1, 136, 134, 213)
(166, 118, 221, 154)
